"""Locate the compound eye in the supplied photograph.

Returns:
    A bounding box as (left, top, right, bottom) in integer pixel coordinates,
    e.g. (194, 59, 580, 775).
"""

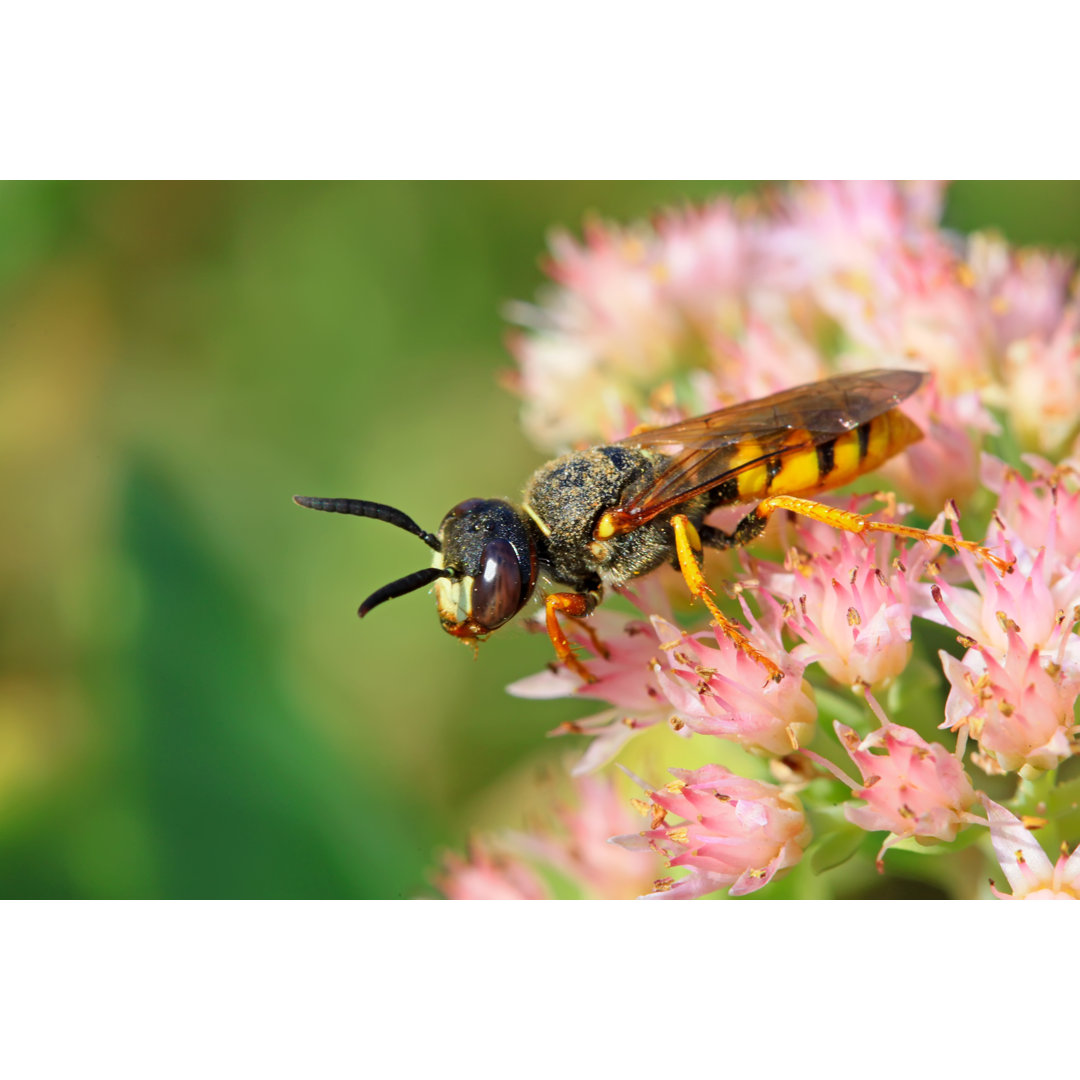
(471, 539, 525, 630)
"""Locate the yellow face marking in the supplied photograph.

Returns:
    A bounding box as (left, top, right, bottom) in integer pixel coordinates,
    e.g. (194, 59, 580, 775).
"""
(434, 574, 473, 626)
(731, 439, 770, 502)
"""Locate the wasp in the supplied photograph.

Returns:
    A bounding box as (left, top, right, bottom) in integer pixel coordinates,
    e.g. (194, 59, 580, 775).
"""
(295, 369, 1011, 683)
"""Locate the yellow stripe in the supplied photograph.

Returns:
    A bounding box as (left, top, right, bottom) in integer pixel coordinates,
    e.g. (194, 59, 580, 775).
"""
(760, 411, 925, 503)
(766, 447, 822, 497)
(732, 439, 770, 501)
(862, 415, 891, 470)
(830, 429, 862, 484)
(885, 409, 923, 456)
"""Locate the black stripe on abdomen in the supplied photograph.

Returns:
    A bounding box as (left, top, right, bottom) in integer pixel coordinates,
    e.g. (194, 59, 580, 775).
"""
(816, 438, 836, 480)
(858, 422, 870, 461)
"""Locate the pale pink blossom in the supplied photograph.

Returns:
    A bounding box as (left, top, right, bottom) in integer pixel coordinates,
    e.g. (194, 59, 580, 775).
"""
(809, 716, 977, 869)
(999, 308, 1080, 454)
(982, 795, 1080, 899)
(925, 538, 1080, 661)
(764, 181, 948, 292)
(756, 525, 931, 690)
(436, 773, 665, 900)
(940, 633, 1080, 777)
(507, 594, 676, 775)
(613, 764, 810, 899)
(982, 454, 1080, 571)
(507, 217, 697, 449)
(508, 183, 958, 454)
(769, 183, 986, 389)
(435, 838, 548, 900)
(965, 232, 1074, 355)
(508, 774, 660, 900)
(697, 317, 826, 411)
(511, 581, 814, 763)
(878, 380, 997, 513)
(649, 611, 816, 756)
(653, 199, 756, 331)
(928, 492, 1080, 778)
(541, 219, 680, 369)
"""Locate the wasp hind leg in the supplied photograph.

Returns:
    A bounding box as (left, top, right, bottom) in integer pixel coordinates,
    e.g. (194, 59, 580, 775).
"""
(670, 514, 783, 682)
(545, 591, 602, 684)
(751, 495, 1013, 574)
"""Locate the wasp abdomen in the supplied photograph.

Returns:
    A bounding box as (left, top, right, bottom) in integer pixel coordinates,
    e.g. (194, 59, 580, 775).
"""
(726, 408, 923, 505)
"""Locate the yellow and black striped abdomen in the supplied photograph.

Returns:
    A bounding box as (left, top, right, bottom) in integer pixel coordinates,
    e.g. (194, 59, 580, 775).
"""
(732, 408, 923, 504)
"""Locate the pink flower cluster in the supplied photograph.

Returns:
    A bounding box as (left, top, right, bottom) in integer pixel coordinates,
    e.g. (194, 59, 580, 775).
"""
(508, 182, 1079, 493)
(612, 764, 811, 899)
(435, 182, 1080, 901)
(930, 458, 1080, 777)
(509, 592, 816, 770)
(434, 774, 664, 900)
(806, 704, 977, 870)
(753, 516, 932, 691)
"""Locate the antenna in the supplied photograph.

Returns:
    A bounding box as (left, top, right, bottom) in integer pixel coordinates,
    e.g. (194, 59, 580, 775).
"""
(358, 567, 451, 617)
(293, 496, 441, 551)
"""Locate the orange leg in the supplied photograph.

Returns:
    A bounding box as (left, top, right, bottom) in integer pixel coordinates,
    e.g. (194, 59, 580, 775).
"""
(754, 496, 1013, 575)
(570, 616, 611, 660)
(671, 514, 783, 682)
(545, 592, 600, 684)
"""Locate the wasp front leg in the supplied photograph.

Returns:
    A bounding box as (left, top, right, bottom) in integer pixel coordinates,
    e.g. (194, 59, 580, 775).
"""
(670, 514, 782, 682)
(545, 591, 602, 683)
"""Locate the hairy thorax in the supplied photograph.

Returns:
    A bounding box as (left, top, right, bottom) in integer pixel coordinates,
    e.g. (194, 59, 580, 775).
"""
(522, 445, 707, 591)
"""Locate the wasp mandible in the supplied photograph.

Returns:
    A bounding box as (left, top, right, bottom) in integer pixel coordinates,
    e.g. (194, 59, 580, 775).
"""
(295, 369, 1011, 682)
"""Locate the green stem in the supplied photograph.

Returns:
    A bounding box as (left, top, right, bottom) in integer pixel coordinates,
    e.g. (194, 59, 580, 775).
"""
(1009, 769, 1057, 817)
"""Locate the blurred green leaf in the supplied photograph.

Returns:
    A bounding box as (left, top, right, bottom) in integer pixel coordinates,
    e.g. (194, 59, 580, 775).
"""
(119, 458, 431, 897)
(809, 820, 867, 875)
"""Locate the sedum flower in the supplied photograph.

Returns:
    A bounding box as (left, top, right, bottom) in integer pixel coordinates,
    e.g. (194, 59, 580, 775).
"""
(878, 380, 997, 513)
(508, 774, 661, 900)
(927, 487, 1080, 777)
(649, 611, 816, 756)
(613, 764, 811, 899)
(965, 232, 1074, 353)
(940, 632, 1080, 777)
(756, 523, 929, 691)
(507, 217, 696, 449)
(507, 593, 677, 775)
(436, 773, 664, 900)
(926, 538, 1080, 660)
(435, 838, 549, 900)
(982, 795, 1080, 900)
(982, 453, 1080, 572)
(811, 717, 977, 869)
(484, 182, 1080, 899)
(1000, 308, 1080, 455)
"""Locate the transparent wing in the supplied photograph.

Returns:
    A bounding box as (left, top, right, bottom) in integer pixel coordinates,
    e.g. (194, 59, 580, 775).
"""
(615, 368, 925, 522)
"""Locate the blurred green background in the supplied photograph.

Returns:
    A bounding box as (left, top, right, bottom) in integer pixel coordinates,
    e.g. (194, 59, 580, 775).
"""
(2, 181, 1079, 898)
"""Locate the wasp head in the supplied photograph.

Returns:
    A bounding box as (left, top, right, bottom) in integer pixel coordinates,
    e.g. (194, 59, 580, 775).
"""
(433, 499, 537, 639)
(292, 494, 537, 640)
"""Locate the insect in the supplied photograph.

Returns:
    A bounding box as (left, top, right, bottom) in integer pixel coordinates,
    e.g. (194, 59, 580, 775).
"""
(295, 369, 1011, 683)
